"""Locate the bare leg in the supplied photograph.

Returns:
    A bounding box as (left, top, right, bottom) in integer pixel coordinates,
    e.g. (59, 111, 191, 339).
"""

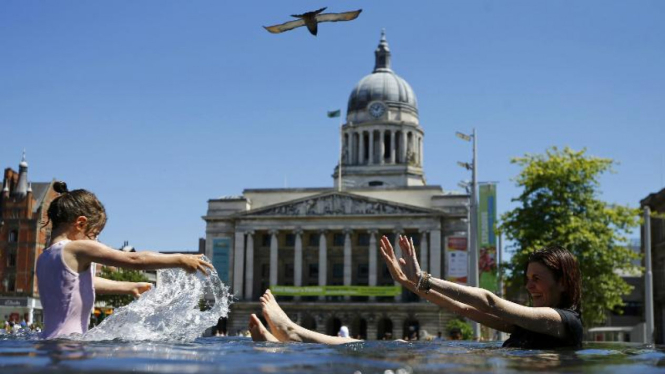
(249, 314, 279, 342)
(260, 289, 360, 345)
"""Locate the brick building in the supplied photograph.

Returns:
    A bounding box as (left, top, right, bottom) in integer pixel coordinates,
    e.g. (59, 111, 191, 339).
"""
(0, 153, 58, 325)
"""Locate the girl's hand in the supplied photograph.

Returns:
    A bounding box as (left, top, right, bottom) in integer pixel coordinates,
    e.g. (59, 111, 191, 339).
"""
(378, 235, 409, 285)
(130, 282, 153, 297)
(180, 254, 214, 274)
(398, 235, 422, 284)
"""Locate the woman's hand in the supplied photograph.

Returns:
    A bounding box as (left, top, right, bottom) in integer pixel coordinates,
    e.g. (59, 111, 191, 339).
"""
(398, 235, 422, 284)
(130, 282, 153, 297)
(379, 235, 410, 285)
(180, 254, 214, 274)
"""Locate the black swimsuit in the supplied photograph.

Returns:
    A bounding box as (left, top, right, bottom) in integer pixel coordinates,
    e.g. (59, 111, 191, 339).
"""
(502, 308, 583, 349)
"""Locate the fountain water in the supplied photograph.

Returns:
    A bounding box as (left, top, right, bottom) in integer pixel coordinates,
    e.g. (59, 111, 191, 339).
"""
(83, 258, 230, 342)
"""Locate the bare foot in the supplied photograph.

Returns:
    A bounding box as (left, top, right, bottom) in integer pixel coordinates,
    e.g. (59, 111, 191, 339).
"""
(260, 289, 301, 342)
(248, 314, 279, 342)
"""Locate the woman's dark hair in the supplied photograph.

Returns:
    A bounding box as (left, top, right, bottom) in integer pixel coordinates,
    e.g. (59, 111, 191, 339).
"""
(46, 181, 107, 234)
(524, 245, 582, 314)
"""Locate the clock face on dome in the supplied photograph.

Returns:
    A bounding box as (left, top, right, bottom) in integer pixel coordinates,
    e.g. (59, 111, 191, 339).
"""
(369, 102, 386, 118)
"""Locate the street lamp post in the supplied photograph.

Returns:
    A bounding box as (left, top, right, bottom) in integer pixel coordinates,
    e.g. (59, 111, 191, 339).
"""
(456, 129, 481, 341)
(644, 206, 654, 344)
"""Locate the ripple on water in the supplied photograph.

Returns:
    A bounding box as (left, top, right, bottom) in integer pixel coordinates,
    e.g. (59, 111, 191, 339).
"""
(1, 338, 665, 373)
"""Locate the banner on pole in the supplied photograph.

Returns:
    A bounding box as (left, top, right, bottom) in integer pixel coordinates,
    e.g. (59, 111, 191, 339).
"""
(478, 183, 498, 292)
(445, 236, 468, 284)
(212, 238, 231, 284)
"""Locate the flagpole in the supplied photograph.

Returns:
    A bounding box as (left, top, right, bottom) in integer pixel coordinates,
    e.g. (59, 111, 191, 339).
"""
(338, 115, 343, 192)
(328, 109, 343, 192)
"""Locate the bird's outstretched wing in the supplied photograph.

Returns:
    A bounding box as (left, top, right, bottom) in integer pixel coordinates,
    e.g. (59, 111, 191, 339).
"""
(316, 9, 362, 23)
(263, 19, 306, 34)
(291, 7, 327, 18)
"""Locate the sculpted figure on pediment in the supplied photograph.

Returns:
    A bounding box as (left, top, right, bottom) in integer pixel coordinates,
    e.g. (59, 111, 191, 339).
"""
(353, 200, 367, 214)
(296, 201, 308, 216)
(252, 194, 427, 217)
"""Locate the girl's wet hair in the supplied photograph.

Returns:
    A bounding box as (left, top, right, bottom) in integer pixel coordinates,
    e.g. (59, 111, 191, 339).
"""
(46, 181, 107, 234)
(525, 245, 582, 314)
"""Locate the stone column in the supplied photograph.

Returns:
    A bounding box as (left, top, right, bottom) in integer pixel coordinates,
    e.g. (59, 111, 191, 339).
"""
(401, 131, 407, 164)
(294, 229, 303, 301)
(244, 231, 254, 300)
(368, 130, 374, 165)
(366, 314, 378, 340)
(318, 230, 327, 301)
(393, 230, 403, 302)
(294, 229, 303, 287)
(344, 130, 354, 165)
(419, 230, 429, 275)
(27, 306, 34, 325)
(368, 230, 378, 302)
(380, 130, 385, 165)
(419, 136, 424, 167)
(358, 131, 365, 165)
(233, 231, 245, 299)
(392, 315, 406, 340)
(270, 230, 279, 287)
(430, 229, 442, 278)
(392, 230, 403, 260)
(390, 130, 396, 164)
(343, 229, 353, 301)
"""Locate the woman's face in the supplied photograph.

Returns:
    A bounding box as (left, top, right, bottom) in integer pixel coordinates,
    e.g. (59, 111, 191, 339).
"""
(525, 262, 564, 308)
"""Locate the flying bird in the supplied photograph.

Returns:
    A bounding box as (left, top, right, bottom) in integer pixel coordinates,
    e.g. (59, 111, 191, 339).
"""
(264, 7, 362, 36)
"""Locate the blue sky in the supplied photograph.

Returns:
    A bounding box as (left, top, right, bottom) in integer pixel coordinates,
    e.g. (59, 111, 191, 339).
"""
(1, 1, 663, 252)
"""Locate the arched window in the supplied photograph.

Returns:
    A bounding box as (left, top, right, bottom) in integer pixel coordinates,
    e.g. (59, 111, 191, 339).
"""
(343, 133, 350, 164)
(351, 317, 368, 340)
(383, 131, 391, 160)
(403, 318, 420, 340)
(326, 317, 342, 336)
(300, 314, 317, 331)
(9, 230, 18, 242)
(395, 131, 403, 163)
(377, 317, 393, 340)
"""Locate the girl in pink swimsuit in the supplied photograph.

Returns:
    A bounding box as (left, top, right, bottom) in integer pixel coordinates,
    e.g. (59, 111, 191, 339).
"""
(36, 181, 213, 339)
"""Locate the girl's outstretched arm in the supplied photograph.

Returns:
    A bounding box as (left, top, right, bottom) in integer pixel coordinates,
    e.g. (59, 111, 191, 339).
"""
(94, 276, 152, 297)
(67, 240, 213, 274)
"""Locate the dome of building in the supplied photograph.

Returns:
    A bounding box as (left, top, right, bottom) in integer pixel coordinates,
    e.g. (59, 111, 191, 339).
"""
(347, 31, 418, 114)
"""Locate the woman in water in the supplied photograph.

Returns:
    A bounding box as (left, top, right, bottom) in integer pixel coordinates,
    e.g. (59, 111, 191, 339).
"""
(380, 235, 583, 349)
(249, 235, 582, 349)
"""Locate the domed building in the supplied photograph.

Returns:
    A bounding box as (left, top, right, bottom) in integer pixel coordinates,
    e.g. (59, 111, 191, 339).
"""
(204, 32, 469, 339)
(336, 30, 425, 188)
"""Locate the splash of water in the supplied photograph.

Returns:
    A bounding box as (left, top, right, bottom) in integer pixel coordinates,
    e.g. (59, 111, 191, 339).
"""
(83, 259, 230, 342)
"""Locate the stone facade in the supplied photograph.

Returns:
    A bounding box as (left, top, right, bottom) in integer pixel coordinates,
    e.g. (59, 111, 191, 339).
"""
(203, 32, 470, 339)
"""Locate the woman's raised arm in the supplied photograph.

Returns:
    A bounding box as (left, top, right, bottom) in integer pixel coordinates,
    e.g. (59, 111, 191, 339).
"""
(379, 235, 567, 339)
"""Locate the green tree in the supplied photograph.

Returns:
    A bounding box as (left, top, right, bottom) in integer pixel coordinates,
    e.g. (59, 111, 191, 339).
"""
(499, 147, 640, 326)
(96, 267, 150, 308)
(446, 317, 473, 340)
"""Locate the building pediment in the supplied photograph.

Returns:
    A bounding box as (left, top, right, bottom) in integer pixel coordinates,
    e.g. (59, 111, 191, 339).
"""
(236, 191, 438, 218)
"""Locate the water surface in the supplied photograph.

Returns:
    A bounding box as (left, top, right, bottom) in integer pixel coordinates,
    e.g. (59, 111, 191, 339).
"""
(2, 336, 664, 374)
